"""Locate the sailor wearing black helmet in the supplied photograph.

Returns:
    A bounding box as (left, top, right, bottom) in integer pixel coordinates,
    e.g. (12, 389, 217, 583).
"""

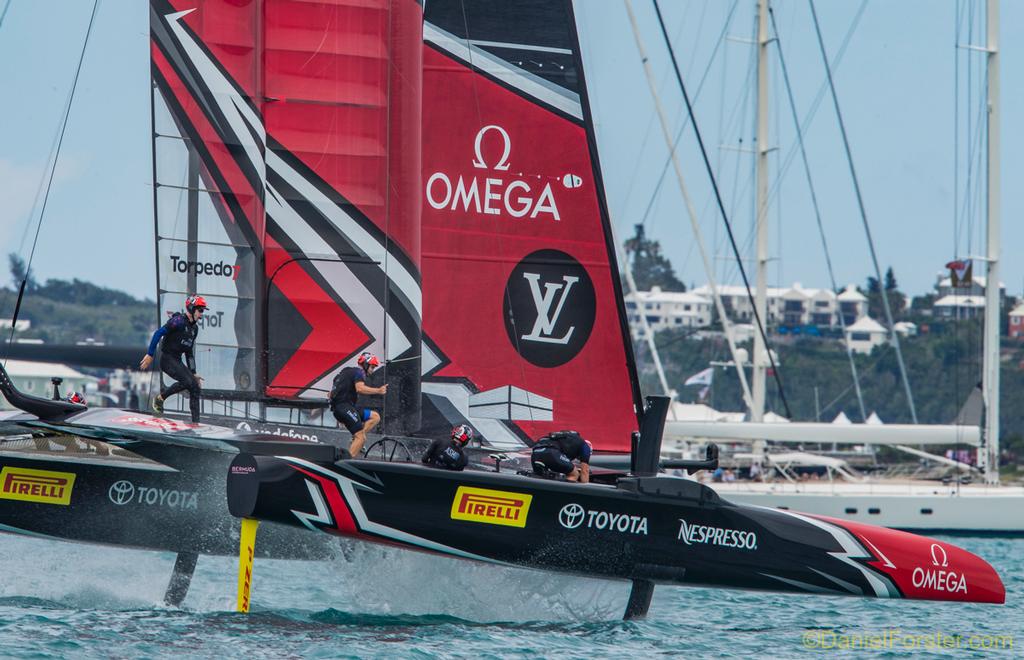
(422, 424, 473, 471)
(531, 430, 592, 483)
(329, 352, 388, 457)
(140, 294, 207, 423)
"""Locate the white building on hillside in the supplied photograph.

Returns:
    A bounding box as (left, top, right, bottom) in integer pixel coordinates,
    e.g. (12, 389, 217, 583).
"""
(779, 283, 839, 327)
(837, 285, 868, 326)
(689, 284, 784, 324)
(935, 274, 1004, 300)
(627, 282, 873, 338)
(932, 294, 986, 319)
(844, 316, 888, 354)
(624, 286, 713, 338)
(894, 321, 918, 337)
(932, 274, 1004, 320)
(690, 282, 866, 329)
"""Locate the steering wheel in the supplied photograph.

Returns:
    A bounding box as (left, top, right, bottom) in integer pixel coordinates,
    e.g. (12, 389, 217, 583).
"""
(362, 437, 414, 463)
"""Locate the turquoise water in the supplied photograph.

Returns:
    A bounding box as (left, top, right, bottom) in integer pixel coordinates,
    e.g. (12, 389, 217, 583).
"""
(0, 535, 1018, 658)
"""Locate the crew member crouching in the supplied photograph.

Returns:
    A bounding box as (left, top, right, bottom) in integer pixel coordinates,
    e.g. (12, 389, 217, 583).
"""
(422, 424, 473, 471)
(532, 430, 592, 483)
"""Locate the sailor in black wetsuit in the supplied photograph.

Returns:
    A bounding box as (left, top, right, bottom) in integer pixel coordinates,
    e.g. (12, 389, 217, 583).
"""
(532, 430, 592, 483)
(422, 424, 473, 471)
(329, 352, 387, 457)
(139, 295, 206, 423)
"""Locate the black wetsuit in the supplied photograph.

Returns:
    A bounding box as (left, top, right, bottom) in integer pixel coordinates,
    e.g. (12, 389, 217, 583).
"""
(330, 367, 370, 434)
(532, 430, 591, 476)
(147, 312, 201, 422)
(422, 437, 468, 471)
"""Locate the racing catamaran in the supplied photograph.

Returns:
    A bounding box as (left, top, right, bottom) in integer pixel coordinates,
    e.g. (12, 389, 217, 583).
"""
(0, 0, 1005, 617)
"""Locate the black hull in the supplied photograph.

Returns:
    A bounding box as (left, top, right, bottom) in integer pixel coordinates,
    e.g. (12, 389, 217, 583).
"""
(0, 441, 336, 560)
(228, 455, 1006, 604)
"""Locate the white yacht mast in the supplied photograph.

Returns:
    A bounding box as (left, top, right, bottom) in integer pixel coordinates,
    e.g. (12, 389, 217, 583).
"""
(982, 0, 1000, 485)
(752, 0, 769, 423)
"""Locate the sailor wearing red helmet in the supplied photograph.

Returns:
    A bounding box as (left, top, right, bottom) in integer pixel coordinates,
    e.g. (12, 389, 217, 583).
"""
(139, 294, 207, 423)
(329, 352, 388, 457)
(421, 424, 473, 471)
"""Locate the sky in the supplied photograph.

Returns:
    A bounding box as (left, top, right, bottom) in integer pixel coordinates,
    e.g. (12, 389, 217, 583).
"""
(0, 0, 1020, 302)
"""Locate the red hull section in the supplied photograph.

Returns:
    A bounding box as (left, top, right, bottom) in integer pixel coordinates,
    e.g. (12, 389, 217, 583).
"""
(812, 515, 1005, 604)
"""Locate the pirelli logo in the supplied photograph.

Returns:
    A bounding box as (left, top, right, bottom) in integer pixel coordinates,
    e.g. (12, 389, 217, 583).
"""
(450, 486, 532, 528)
(0, 467, 76, 505)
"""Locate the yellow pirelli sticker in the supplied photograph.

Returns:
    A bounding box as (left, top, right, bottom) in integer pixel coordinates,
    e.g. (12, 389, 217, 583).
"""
(450, 486, 532, 528)
(0, 466, 76, 505)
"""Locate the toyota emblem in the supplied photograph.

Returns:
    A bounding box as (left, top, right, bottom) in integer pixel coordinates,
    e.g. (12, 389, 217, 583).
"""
(558, 503, 586, 529)
(108, 480, 135, 506)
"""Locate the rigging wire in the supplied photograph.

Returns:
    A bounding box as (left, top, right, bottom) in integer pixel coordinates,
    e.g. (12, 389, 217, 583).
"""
(0, 0, 11, 31)
(718, 13, 758, 290)
(768, 6, 867, 422)
(625, 0, 756, 412)
(764, 0, 868, 209)
(632, 0, 741, 233)
(807, 0, 918, 423)
(614, 0, 704, 227)
(652, 1, 866, 292)
(712, 0, 870, 288)
(651, 0, 791, 419)
(5, 0, 102, 361)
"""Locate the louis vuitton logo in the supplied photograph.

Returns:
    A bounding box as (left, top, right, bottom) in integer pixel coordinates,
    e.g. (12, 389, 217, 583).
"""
(520, 273, 579, 345)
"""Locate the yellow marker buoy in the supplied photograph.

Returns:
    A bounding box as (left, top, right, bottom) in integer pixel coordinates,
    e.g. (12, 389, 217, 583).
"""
(236, 517, 260, 612)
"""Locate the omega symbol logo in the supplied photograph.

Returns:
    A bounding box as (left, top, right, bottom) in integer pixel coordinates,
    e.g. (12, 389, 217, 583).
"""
(559, 503, 586, 529)
(930, 543, 949, 567)
(504, 250, 596, 368)
(472, 125, 511, 171)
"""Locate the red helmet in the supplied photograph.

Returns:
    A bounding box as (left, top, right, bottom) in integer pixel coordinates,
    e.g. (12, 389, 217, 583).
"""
(451, 424, 474, 446)
(185, 295, 208, 314)
(65, 391, 86, 405)
(357, 352, 380, 370)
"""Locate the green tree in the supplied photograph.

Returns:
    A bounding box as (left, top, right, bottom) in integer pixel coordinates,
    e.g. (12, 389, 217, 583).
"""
(8, 253, 37, 292)
(866, 267, 906, 321)
(884, 267, 898, 292)
(623, 224, 686, 292)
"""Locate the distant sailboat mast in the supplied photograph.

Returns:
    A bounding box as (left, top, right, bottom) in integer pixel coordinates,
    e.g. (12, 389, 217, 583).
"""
(751, 0, 770, 465)
(982, 0, 1000, 485)
(752, 0, 769, 425)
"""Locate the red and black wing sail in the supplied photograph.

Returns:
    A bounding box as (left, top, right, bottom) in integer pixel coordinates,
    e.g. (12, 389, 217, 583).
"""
(419, 0, 643, 451)
(149, 0, 424, 432)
